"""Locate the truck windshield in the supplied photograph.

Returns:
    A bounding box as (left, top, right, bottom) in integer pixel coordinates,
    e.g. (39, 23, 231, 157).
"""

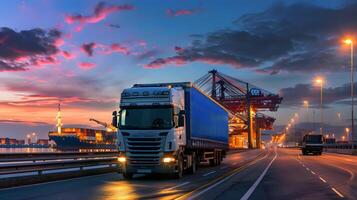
(119, 107, 173, 130)
(304, 135, 323, 144)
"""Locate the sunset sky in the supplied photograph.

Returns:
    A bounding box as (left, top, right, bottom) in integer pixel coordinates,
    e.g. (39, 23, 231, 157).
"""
(1, 0, 357, 139)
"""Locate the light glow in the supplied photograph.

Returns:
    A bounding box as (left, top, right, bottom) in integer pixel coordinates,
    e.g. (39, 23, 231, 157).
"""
(163, 157, 175, 163)
(117, 156, 126, 162)
(344, 38, 353, 45)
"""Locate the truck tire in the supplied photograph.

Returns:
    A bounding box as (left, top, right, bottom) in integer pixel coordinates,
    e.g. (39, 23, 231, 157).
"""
(122, 172, 133, 179)
(188, 152, 197, 174)
(174, 155, 183, 179)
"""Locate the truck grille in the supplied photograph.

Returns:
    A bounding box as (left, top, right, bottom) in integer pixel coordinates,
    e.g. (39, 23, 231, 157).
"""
(125, 137, 164, 166)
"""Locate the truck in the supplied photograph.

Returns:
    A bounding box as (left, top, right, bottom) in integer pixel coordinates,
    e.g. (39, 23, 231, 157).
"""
(112, 82, 229, 179)
(301, 134, 323, 155)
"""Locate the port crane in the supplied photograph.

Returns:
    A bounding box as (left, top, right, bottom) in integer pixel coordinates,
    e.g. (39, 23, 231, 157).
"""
(89, 118, 117, 132)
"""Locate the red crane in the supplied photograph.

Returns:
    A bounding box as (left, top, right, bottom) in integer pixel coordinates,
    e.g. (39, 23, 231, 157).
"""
(195, 70, 283, 148)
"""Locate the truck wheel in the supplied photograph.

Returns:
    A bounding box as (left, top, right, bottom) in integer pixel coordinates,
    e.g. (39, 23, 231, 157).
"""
(122, 172, 133, 179)
(188, 152, 197, 174)
(174, 155, 183, 179)
(217, 152, 222, 165)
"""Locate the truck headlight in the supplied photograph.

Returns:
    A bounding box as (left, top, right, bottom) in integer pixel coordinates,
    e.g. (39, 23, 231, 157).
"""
(163, 157, 175, 163)
(117, 156, 126, 163)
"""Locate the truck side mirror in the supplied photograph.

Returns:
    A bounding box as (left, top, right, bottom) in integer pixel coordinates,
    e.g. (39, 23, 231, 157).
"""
(178, 110, 185, 127)
(112, 111, 118, 128)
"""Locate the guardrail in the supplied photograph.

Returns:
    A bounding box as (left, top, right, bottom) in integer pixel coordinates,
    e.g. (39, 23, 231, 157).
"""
(324, 144, 357, 149)
(323, 144, 357, 155)
(0, 151, 120, 188)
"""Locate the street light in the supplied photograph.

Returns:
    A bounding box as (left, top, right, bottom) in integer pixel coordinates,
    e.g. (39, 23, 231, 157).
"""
(346, 128, 350, 141)
(314, 77, 324, 134)
(303, 101, 309, 130)
(344, 38, 354, 144)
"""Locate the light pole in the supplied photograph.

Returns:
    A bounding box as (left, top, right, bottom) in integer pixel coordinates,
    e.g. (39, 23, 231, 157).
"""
(315, 78, 324, 135)
(344, 38, 354, 144)
(303, 100, 309, 129)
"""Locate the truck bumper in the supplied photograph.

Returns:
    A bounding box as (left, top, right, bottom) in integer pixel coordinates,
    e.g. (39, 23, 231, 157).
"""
(119, 163, 177, 174)
(302, 146, 323, 154)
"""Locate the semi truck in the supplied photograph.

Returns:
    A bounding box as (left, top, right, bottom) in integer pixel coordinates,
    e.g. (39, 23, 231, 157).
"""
(301, 134, 323, 155)
(112, 82, 229, 179)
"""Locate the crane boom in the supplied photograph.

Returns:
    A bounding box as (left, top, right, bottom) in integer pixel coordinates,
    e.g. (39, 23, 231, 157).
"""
(89, 118, 117, 132)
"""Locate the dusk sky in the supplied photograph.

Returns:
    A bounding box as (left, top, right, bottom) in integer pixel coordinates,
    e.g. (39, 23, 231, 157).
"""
(1, 0, 357, 139)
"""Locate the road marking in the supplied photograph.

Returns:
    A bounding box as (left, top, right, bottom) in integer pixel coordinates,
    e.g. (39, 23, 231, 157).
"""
(220, 166, 228, 169)
(331, 187, 344, 198)
(233, 162, 237, 165)
(311, 171, 316, 175)
(306, 167, 310, 171)
(165, 182, 190, 190)
(240, 152, 278, 200)
(179, 150, 269, 200)
(203, 171, 216, 177)
(319, 177, 327, 183)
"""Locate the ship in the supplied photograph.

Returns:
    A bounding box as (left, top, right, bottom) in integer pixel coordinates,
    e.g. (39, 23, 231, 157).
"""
(48, 104, 117, 150)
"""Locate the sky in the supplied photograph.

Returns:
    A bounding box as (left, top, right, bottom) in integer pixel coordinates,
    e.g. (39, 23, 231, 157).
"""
(0, 0, 357, 139)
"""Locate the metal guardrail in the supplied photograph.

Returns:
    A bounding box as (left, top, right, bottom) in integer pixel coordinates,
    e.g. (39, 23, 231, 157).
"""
(323, 144, 357, 149)
(0, 151, 119, 178)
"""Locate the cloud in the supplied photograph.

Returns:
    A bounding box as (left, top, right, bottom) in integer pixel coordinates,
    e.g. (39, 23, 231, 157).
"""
(108, 43, 129, 54)
(148, 2, 357, 73)
(61, 51, 76, 59)
(107, 23, 120, 29)
(279, 82, 356, 108)
(166, 9, 198, 17)
(78, 62, 96, 70)
(0, 27, 62, 71)
(81, 42, 96, 56)
(65, 2, 134, 25)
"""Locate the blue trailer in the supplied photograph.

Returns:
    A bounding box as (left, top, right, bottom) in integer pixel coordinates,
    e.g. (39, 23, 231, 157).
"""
(113, 82, 229, 179)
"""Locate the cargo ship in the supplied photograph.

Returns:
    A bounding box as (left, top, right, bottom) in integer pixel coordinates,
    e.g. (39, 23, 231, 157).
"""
(48, 104, 117, 150)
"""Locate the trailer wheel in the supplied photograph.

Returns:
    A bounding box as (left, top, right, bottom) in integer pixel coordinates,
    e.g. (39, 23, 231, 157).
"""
(217, 151, 222, 165)
(188, 152, 197, 174)
(122, 172, 133, 179)
(174, 155, 183, 179)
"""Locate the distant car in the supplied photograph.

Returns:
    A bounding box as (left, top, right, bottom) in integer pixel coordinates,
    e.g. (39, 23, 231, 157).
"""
(301, 134, 323, 155)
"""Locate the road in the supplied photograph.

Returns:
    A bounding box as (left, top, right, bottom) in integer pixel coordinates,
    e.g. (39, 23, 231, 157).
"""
(1, 148, 356, 200)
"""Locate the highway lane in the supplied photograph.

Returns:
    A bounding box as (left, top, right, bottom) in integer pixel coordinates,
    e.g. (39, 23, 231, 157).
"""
(195, 148, 345, 200)
(298, 150, 357, 200)
(0, 149, 264, 200)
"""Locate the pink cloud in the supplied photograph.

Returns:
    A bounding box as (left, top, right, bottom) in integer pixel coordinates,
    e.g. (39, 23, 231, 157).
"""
(78, 62, 96, 70)
(61, 51, 76, 59)
(81, 42, 96, 56)
(54, 38, 64, 47)
(33, 56, 60, 68)
(110, 43, 129, 54)
(65, 2, 134, 25)
(166, 9, 197, 17)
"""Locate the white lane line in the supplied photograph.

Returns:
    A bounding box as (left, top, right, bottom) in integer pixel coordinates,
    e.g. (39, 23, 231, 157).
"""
(203, 171, 216, 177)
(220, 166, 228, 170)
(319, 177, 327, 183)
(165, 181, 190, 190)
(311, 171, 316, 175)
(306, 168, 310, 171)
(233, 162, 237, 165)
(331, 187, 344, 198)
(240, 152, 278, 200)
